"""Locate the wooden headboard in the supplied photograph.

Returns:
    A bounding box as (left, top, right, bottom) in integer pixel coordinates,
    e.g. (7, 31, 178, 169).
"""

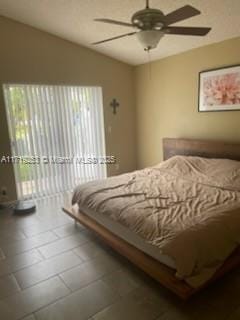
(163, 138, 240, 161)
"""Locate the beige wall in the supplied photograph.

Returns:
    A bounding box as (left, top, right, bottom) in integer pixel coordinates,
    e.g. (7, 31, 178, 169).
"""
(2, 15, 240, 200)
(0, 16, 136, 200)
(135, 37, 240, 169)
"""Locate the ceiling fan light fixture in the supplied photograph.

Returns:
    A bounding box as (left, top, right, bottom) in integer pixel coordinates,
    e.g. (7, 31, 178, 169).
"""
(93, 3, 211, 49)
(154, 22, 163, 30)
(136, 30, 164, 50)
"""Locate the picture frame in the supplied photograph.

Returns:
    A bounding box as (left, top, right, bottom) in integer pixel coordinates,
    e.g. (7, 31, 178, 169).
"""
(198, 64, 240, 112)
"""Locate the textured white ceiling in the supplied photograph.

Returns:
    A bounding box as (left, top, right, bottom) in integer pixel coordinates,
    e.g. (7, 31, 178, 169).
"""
(0, 0, 240, 65)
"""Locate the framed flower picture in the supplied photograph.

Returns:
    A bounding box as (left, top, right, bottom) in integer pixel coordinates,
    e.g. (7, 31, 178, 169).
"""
(198, 65, 240, 112)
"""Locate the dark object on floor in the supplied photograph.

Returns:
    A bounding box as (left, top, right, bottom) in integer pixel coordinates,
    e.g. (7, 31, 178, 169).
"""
(14, 201, 36, 215)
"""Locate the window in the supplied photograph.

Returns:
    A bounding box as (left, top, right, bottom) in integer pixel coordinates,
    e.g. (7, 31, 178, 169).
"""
(3, 84, 106, 199)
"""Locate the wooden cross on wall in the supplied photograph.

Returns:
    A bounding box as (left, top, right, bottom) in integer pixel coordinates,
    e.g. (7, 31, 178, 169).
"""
(110, 98, 120, 115)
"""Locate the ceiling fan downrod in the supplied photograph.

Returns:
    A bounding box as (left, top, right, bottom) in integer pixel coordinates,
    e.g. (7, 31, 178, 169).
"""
(146, 0, 150, 9)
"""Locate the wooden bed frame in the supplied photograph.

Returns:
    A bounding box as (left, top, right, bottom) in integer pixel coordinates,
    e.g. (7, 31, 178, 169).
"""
(63, 138, 240, 300)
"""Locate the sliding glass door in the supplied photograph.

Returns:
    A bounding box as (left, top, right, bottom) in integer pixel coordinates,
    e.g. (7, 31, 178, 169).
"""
(3, 84, 106, 200)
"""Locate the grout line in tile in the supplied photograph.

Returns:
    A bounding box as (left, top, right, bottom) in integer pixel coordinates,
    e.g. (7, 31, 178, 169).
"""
(0, 253, 44, 279)
(51, 229, 61, 238)
(22, 229, 59, 239)
(19, 314, 34, 320)
(22, 222, 73, 238)
(37, 238, 91, 260)
(35, 248, 47, 260)
(58, 273, 74, 293)
(14, 255, 84, 291)
(12, 276, 71, 319)
(16, 277, 73, 317)
(32, 278, 121, 319)
(0, 274, 23, 301)
(1, 231, 59, 256)
(10, 272, 22, 292)
(92, 301, 121, 319)
(89, 285, 124, 320)
(58, 263, 123, 294)
(19, 226, 32, 239)
(51, 225, 84, 239)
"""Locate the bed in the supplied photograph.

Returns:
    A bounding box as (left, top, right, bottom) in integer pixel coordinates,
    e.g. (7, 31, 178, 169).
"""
(63, 138, 240, 299)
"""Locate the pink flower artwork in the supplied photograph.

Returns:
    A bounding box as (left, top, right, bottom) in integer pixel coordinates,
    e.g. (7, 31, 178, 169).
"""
(203, 72, 240, 107)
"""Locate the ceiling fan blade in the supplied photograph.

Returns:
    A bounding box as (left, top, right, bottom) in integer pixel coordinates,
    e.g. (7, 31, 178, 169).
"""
(94, 18, 134, 28)
(92, 32, 137, 45)
(163, 5, 201, 25)
(163, 26, 211, 36)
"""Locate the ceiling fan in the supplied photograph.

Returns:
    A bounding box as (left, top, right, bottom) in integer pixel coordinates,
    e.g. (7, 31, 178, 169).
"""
(92, 0, 211, 51)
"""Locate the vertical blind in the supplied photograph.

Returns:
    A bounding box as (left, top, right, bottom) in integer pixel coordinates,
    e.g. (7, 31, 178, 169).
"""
(3, 84, 106, 200)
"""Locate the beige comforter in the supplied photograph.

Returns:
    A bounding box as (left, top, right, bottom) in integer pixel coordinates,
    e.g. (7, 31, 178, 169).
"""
(72, 156, 240, 287)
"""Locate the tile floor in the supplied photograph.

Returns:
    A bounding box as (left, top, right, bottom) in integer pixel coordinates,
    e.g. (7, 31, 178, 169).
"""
(0, 194, 240, 320)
